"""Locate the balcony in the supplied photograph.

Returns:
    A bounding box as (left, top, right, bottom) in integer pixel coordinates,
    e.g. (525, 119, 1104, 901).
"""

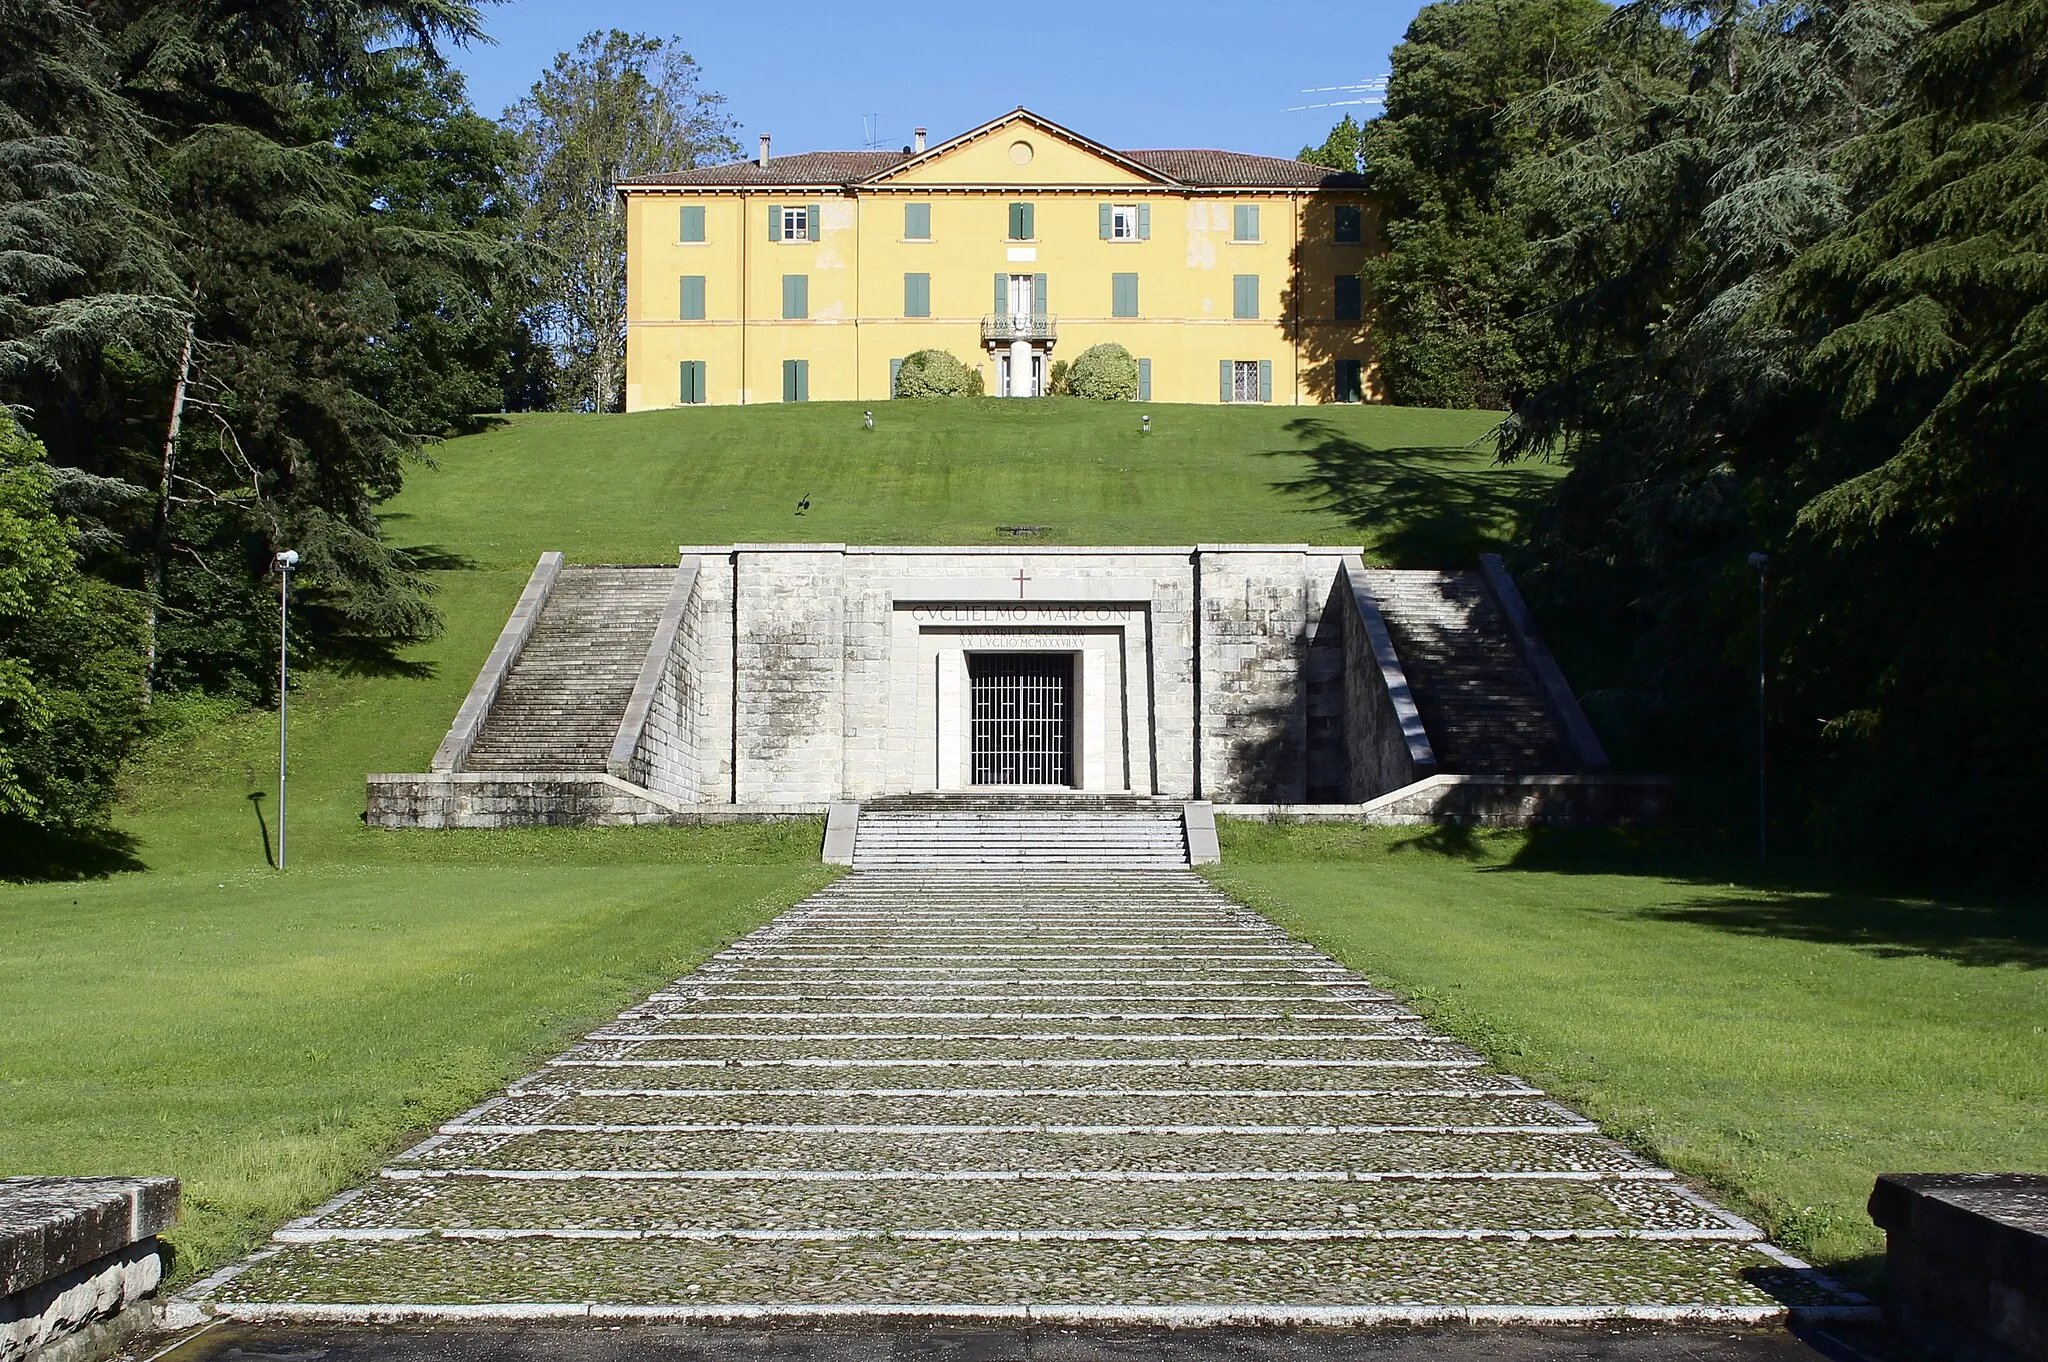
(981, 313, 1058, 344)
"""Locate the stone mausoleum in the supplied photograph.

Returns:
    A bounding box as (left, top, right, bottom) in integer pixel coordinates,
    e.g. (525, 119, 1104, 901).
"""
(369, 545, 1664, 831)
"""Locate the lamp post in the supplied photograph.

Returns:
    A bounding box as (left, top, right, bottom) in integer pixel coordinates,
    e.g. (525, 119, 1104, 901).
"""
(275, 549, 298, 869)
(1746, 551, 1769, 866)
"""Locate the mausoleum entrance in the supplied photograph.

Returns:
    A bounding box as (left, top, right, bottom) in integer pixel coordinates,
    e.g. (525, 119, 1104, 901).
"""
(968, 652, 1073, 787)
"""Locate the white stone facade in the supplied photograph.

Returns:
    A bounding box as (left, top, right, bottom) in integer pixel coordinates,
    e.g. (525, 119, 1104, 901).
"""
(642, 544, 1363, 805)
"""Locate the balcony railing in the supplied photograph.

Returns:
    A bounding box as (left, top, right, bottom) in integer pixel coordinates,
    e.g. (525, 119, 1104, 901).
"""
(981, 313, 1058, 344)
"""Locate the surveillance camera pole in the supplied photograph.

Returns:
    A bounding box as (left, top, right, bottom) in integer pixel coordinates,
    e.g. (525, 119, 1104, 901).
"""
(1746, 552, 1769, 866)
(275, 549, 299, 869)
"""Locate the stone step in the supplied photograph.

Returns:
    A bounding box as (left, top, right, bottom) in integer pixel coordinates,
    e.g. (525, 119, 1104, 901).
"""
(218, 1235, 1805, 1314)
(534, 1062, 1531, 1095)
(307, 1170, 1738, 1237)
(458, 1090, 1580, 1131)
(398, 1126, 1645, 1176)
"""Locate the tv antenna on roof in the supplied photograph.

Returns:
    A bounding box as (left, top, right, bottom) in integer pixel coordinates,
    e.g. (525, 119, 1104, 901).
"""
(1284, 76, 1388, 113)
(862, 114, 888, 150)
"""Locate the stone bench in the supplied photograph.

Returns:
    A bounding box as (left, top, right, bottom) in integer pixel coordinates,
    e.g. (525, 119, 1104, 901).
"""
(2, 1177, 177, 1362)
(1870, 1173, 2048, 1362)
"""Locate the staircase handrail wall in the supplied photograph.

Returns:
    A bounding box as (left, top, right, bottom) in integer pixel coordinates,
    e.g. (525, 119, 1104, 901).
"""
(432, 551, 563, 773)
(1337, 556, 1437, 798)
(609, 558, 701, 785)
(1478, 554, 1609, 771)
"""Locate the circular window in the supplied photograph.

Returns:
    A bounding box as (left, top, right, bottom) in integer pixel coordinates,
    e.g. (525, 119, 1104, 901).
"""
(1009, 140, 1035, 166)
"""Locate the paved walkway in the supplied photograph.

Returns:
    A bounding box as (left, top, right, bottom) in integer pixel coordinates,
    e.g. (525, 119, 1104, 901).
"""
(185, 870, 1863, 1324)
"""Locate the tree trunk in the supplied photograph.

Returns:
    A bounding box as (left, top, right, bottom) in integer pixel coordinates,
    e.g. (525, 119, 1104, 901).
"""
(144, 289, 199, 703)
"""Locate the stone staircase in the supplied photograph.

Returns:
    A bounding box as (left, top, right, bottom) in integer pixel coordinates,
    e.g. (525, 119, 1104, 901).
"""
(463, 567, 673, 772)
(189, 868, 1856, 1323)
(853, 794, 1190, 868)
(1360, 570, 1573, 774)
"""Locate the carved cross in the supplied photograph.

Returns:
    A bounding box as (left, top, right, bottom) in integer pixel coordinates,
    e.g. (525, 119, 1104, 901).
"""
(1013, 567, 1031, 599)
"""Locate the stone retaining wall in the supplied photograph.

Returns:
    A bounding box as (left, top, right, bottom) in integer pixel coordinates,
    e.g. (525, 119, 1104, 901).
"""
(1, 1177, 176, 1362)
(366, 773, 824, 829)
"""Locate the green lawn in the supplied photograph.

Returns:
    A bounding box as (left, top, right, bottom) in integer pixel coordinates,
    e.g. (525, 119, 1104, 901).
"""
(4, 400, 2035, 1297)
(1209, 821, 2048, 1288)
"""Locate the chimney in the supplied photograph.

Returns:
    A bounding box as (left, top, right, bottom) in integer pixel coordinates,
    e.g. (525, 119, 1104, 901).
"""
(913, 127, 927, 154)
(758, 134, 771, 168)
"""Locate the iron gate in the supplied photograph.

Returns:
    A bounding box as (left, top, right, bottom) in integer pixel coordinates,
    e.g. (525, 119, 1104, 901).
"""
(969, 653, 1072, 786)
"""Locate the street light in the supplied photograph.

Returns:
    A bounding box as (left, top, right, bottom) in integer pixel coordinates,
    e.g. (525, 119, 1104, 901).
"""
(1746, 551, 1769, 866)
(275, 549, 298, 869)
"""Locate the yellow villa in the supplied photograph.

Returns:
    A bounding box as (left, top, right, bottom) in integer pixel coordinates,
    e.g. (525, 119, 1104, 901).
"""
(617, 108, 1374, 408)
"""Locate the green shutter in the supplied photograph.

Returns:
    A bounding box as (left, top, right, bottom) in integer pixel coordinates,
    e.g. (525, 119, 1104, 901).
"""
(1234, 204, 1259, 241)
(1100, 203, 1113, 239)
(1033, 273, 1046, 315)
(679, 204, 705, 242)
(680, 275, 705, 320)
(1022, 203, 1034, 239)
(1220, 360, 1233, 403)
(995, 273, 1007, 314)
(1113, 273, 1137, 318)
(1137, 203, 1151, 239)
(905, 202, 930, 239)
(808, 203, 822, 239)
(783, 274, 807, 319)
(1010, 202, 1034, 239)
(1258, 359, 1273, 403)
(1234, 274, 1258, 319)
(1138, 358, 1151, 401)
(904, 273, 929, 317)
(768, 204, 780, 241)
(890, 357, 903, 397)
(797, 360, 809, 402)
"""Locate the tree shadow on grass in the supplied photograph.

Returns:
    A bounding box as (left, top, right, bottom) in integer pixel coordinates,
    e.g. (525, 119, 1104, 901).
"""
(0, 820, 146, 882)
(1264, 417, 1553, 567)
(1497, 827, 2048, 970)
(299, 541, 479, 682)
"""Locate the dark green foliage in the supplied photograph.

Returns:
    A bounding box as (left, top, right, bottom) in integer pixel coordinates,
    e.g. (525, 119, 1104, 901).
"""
(1348, 0, 1620, 408)
(1, 0, 532, 705)
(1065, 343, 1140, 400)
(0, 418, 145, 832)
(892, 349, 979, 398)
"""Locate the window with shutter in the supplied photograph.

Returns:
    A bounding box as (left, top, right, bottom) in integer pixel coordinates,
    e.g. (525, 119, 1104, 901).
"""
(1099, 204, 1113, 240)
(767, 204, 781, 241)
(782, 359, 808, 403)
(1112, 273, 1138, 318)
(1258, 359, 1273, 403)
(1334, 204, 1362, 244)
(807, 204, 822, 240)
(904, 273, 930, 318)
(1234, 204, 1259, 242)
(680, 275, 706, 320)
(678, 361, 705, 405)
(1009, 202, 1033, 240)
(782, 274, 807, 320)
(679, 205, 705, 242)
(1220, 360, 1233, 403)
(1137, 204, 1151, 239)
(1334, 275, 1362, 321)
(905, 203, 931, 239)
(1033, 273, 1047, 315)
(1138, 358, 1151, 402)
(1231, 360, 1262, 403)
(1233, 275, 1259, 319)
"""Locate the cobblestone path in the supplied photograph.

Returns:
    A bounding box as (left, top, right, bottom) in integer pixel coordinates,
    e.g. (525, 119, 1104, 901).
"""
(187, 871, 1864, 1325)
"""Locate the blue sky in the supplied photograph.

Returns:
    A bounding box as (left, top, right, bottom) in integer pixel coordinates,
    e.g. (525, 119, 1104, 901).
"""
(449, 0, 1416, 160)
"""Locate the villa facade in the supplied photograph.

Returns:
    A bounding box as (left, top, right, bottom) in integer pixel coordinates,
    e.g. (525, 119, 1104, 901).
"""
(617, 108, 1374, 409)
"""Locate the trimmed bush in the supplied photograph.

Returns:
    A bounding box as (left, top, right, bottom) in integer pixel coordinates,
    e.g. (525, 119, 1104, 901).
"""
(1046, 359, 1071, 397)
(1066, 343, 1139, 400)
(894, 349, 979, 398)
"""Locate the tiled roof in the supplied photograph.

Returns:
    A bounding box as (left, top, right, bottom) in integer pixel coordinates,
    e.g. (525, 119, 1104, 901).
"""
(1125, 149, 1362, 189)
(621, 148, 1361, 191)
(620, 151, 911, 188)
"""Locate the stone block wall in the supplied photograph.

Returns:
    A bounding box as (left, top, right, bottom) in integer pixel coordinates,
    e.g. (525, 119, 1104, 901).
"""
(734, 547, 849, 803)
(630, 563, 707, 801)
(2, 1177, 177, 1362)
